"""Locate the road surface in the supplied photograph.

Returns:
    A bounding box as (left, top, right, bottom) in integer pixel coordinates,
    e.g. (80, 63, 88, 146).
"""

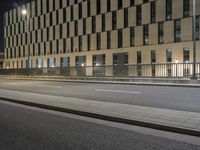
(0, 79, 200, 112)
(0, 101, 199, 150)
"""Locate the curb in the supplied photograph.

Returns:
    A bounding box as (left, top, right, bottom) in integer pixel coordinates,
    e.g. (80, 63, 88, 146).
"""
(1, 77, 200, 88)
(0, 96, 200, 137)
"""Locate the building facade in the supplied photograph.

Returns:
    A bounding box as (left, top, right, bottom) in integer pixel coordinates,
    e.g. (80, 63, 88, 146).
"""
(0, 52, 4, 68)
(3, 0, 200, 76)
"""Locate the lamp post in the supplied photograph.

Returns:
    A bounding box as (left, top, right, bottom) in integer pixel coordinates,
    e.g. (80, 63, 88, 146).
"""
(191, 0, 197, 79)
(22, 9, 30, 70)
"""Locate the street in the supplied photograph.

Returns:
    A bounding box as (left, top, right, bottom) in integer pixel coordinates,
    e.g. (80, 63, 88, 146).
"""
(0, 79, 200, 112)
(0, 101, 200, 150)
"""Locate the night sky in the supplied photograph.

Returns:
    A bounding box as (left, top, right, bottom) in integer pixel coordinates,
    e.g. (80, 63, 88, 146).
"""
(0, 0, 32, 52)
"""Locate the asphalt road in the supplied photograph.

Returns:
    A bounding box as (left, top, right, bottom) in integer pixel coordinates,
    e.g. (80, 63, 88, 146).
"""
(0, 101, 199, 150)
(0, 79, 200, 112)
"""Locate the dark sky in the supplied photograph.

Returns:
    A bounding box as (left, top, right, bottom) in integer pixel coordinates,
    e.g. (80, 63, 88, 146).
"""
(0, 0, 32, 52)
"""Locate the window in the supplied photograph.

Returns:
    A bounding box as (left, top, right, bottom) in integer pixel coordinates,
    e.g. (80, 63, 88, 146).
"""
(124, 8, 128, 28)
(166, 48, 172, 63)
(144, 0, 149, 3)
(93, 54, 106, 66)
(118, 29, 123, 48)
(48, 58, 56, 67)
(166, 0, 172, 20)
(112, 12, 117, 30)
(151, 1, 156, 23)
(113, 53, 128, 65)
(83, 19, 86, 35)
(76, 56, 86, 66)
(61, 57, 70, 67)
(174, 20, 181, 42)
(59, 0, 63, 9)
(130, 0, 134, 6)
(75, 21, 78, 36)
(107, 0, 111, 11)
(36, 58, 43, 68)
(137, 5, 142, 26)
(71, 6, 74, 21)
(102, 14, 105, 32)
(79, 36, 82, 52)
(118, 0, 123, 9)
(79, 3, 82, 19)
(137, 51, 142, 64)
(97, 33, 101, 50)
(92, 16, 96, 33)
(97, 0, 101, 15)
(87, 35, 91, 51)
(107, 31, 111, 49)
(87, 0, 91, 17)
(158, 22, 164, 44)
(130, 27, 135, 47)
(71, 37, 74, 52)
(151, 50, 156, 63)
(63, 39, 67, 53)
(183, 0, 190, 17)
(183, 48, 190, 63)
(143, 25, 149, 45)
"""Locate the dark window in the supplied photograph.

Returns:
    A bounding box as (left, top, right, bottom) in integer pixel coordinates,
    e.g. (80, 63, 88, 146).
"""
(137, 51, 142, 64)
(63, 8, 66, 23)
(130, 27, 135, 47)
(71, 6, 74, 21)
(137, 5, 142, 26)
(97, 33, 101, 50)
(118, 29, 123, 48)
(130, 0, 134, 6)
(102, 14, 105, 32)
(183, 48, 190, 62)
(166, 0, 172, 20)
(63, 39, 66, 53)
(71, 37, 74, 52)
(56, 10, 59, 24)
(92, 16, 96, 33)
(75, 21, 78, 36)
(174, 19, 181, 42)
(87, 0, 91, 17)
(183, 0, 190, 17)
(83, 19, 86, 35)
(59, 0, 63, 9)
(144, 0, 149, 3)
(151, 1, 156, 23)
(118, 0, 123, 9)
(87, 35, 91, 51)
(46, 0, 49, 12)
(79, 3, 82, 19)
(97, 0, 101, 15)
(35, 0, 38, 16)
(112, 12, 117, 30)
(143, 25, 149, 45)
(53, 26, 56, 40)
(74, 0, 78, 4)
(124, 8, 128, 28)
(60, 24, 63, 39)
(50, 12, 53, 26)
(166, 48, 172, 63)
(107, 0, 111, 11)
(107, 31, 111, 49)
(67, 22, 70, 37)
(158, 22, 164, 44)
(79, 36, 82, 52)
(53, 0, 55, 11)
(151, 50, 156, 63)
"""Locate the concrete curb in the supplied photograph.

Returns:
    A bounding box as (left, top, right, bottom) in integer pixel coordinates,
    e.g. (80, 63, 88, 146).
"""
(1, 77, 200, 88)
(0, 96, 200, 137)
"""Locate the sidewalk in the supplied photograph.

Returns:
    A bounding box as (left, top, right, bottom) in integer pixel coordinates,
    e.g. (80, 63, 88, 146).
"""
(1, 75, 200, 88)
(0, 88, 200, 137)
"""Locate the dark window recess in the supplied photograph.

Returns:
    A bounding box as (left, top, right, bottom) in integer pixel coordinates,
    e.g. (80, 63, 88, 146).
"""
(143, 25, 149, 45)
(137, 51, 142, 64)
(183, 0, 190, 17)
(107, 31, 111, 49)
(174, 19, 181, 42)
(183, 48, 190, 62)
(75, 21, 78, 36)
(92, 16, 96, 33)
(83, 19, 86, 35)
(118, 29, 123, 48)
(102, 14, 105, 32)
(79, 3, 82, 19)
(151, 1, 156, 23)
(130, 0, 134, 6)
(87, 35, 91, 51)
(71, 38, 74, 52)
(63, 8, 66, 23)
(71, 6, 74, 21)
(137, 5, 142, 26)
(166, 48, 172, 63)
(107, 0, 111, 11)
(118, 0, 123, 9)
(97, 0, 101, 15)
(166, 0, 172, 20)
(97, 33, 101, 50)
(87, 0, 91, 17)
(158, 22, 164, 44)
(79, 36, 82, 52)
(124, 8, 128, 28)
(151, 50, 156, 63)
(112, 12, 117, 30)
(60, 24, 63, 39)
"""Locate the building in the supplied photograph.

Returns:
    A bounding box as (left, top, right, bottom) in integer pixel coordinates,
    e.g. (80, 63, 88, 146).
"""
(0, 52, 4, 68)
(3, 0, 200, 77)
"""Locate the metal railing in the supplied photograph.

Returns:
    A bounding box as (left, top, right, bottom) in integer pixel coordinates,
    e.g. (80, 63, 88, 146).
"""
(0, 63, 200, 78)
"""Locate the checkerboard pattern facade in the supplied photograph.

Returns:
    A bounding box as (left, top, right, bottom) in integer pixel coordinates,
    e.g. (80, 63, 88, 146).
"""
(3, 0, 200, 69)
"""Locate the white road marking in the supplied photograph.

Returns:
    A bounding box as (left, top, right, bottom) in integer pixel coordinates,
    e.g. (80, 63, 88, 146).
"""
(95, 89, 141, 94)
(35, 85, 63, 89)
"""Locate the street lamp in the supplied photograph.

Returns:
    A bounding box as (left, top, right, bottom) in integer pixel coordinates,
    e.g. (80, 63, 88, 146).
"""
(191, 0, 197, 79)
(21, 8, 30, 70)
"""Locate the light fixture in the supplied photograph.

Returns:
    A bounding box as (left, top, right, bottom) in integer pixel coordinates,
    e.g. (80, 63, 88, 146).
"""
(22, 9, 27, 15)
(175, 59, 179, 64)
